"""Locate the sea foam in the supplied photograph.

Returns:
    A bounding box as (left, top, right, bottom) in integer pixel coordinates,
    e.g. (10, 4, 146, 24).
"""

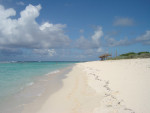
(46, 70, 60, 75)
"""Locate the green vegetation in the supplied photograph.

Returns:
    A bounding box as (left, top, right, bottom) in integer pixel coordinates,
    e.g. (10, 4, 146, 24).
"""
(108, 51, 150, 60)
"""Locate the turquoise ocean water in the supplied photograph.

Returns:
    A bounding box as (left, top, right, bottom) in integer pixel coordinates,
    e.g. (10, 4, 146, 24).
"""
(0, 61, 76, 113)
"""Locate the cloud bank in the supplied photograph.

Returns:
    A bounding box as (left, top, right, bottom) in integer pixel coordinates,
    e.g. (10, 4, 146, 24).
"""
(0, 4, 149, 61)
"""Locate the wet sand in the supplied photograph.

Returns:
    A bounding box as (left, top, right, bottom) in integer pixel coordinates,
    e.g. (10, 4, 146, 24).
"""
(21, 66, 73, 113)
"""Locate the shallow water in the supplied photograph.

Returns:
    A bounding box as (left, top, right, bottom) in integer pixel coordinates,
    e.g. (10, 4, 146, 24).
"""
(0, 61, 77, 113)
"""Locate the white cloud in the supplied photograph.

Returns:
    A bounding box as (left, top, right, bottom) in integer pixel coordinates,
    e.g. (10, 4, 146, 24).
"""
(0, 5, 16, 20)
(113, 17, 134, 26)
(16, 1, 25, 6)
(91, 26, 103, 46)
(76, 26, 103, 49)
(33, 49, 56, 56)
(105, 36, 130, 47)
(0, 4, 70, 49)
(135, 30, 150, 44)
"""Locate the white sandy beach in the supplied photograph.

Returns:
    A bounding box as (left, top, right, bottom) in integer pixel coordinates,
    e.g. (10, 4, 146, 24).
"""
(30, 58, 150, 113)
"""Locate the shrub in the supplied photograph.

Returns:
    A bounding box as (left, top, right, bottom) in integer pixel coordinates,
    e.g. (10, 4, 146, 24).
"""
(108, 51, 150, 60)
(120, 52, 136, 57)
(138, 51, 149, 55)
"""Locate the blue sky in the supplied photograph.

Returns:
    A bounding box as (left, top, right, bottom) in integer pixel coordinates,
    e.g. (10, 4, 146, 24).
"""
(0, 0, 150, 61)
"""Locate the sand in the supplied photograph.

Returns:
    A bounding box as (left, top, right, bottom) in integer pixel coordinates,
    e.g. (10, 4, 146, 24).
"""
(36, 58, 150, 113)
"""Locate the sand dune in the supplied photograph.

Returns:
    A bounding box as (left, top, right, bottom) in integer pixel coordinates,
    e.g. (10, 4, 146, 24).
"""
(36, 58, 150, 113)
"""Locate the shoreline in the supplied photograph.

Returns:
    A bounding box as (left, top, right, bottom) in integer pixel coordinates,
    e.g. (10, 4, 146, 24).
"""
(0, 64, 74, 113)
(23, 58, 150, 113)
(36, 63, 102, 113)
(22, 65, 74, 113)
